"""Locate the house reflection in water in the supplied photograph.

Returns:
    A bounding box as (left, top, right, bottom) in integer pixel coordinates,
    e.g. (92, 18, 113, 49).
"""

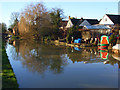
(9, 40, 120, 70)
(68, 46, 119, 67)
(68, 47, 104, 64)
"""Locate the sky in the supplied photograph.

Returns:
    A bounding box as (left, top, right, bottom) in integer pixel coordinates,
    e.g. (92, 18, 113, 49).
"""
(0, 0, 119, 28)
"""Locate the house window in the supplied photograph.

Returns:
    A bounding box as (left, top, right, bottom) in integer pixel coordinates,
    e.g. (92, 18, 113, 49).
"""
(105, 18, 107, 21)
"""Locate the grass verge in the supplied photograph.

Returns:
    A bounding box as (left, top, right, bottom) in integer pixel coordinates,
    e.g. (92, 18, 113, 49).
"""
(2, 42, 19, 89)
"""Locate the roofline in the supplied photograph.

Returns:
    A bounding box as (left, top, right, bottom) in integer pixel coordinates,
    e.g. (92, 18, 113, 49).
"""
(106, 14, 120, 16)
(84, 19, 98, 20)
(99, 14, 114, 24)
(105, 14, 116, 24)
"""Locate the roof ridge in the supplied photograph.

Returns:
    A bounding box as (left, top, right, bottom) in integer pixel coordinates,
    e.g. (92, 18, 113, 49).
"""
(106, 14, 120, 24)
(85, 19, 98, 20)
(106, 14, 120, 16)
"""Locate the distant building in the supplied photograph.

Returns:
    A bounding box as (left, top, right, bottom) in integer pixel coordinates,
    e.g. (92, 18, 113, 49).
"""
(99, 14, 120, 25)
(83, 25, 111, 38)
(99, 14, 120, 34)
(66, 16, 82, 28)
(79, 19, 99, 26)
(66, 16, 99, 28)
(65, 14, 120, 41)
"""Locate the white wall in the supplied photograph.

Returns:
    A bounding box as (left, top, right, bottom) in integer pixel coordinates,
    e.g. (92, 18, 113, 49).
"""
(79, 20, 91, 26)
(66, 19, 73, 28)
(99, 14, 114, 25)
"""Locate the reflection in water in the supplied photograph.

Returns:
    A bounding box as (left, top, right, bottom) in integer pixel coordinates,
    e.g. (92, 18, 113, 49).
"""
(7, 40, 68, 74)
(9, 40, 119, 66)
(67, 46, 118, 66)
(99, 50, 109, 60)
(8, 40, 120, 69)
(6, 40, 119, 88)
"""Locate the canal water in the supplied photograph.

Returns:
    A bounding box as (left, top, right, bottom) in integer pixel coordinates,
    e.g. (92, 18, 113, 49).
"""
(5, 40, 119, 88)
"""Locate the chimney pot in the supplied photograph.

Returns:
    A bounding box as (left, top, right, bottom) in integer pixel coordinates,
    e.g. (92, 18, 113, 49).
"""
(81, 17, 83, 20)
(69, 16, 70, 19)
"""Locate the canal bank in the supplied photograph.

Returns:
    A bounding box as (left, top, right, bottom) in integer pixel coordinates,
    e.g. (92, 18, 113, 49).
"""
(2, 42, 19, 88)
(9, 36, 119, 54)
(9, 34, 119, 53)
(49, 40, 107, 50)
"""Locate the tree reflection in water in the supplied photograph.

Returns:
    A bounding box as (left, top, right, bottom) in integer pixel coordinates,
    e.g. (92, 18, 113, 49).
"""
(7, 39, 120, 75)
(7, 40, 68, 74)
(6, 40, 119, 88)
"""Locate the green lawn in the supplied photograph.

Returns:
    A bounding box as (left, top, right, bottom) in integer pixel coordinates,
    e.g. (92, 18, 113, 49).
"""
(2, 42, 19, 89)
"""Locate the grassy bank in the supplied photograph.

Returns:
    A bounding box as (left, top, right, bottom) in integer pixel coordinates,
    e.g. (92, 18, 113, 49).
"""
(2, 42, 19, 89)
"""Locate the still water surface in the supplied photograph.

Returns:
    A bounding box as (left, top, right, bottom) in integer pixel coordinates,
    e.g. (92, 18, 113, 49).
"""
(6, 40, 119, 88)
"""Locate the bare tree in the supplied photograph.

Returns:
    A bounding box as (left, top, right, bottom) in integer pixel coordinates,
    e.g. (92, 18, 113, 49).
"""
(19, 2, 51, 37)
(18, 2, 65, 40)
(9, 12, 19, 28)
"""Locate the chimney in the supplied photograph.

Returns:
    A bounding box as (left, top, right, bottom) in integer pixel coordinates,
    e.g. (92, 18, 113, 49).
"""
(81, 17, 83, 21)
(69, 16, 70, 19)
